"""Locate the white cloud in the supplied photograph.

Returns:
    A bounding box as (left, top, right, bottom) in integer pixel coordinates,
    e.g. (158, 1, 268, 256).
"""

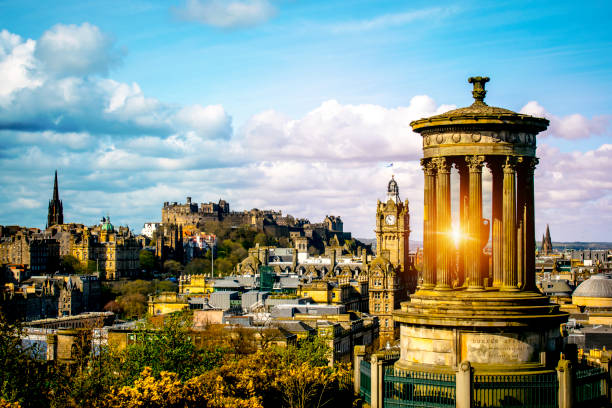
(241, 96, 455, 162)
(330, 7, 456, 33)
(35, 23, 122, 77)
(0, 31, 40, 104)
(0, 26, 232, 139)
(173, 104, 232, 140)
(13, 198, 41, 209)
(175, 0, 276, 28)
(521, 101, 610, 140)
(534, 143, 612, 239)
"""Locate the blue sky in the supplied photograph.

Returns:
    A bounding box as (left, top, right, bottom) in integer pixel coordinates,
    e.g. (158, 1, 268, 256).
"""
(0, 0, 610, 241)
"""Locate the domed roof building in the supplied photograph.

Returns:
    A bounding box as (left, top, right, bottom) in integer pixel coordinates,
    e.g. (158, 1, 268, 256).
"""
(101, 216, 114, 232)
(572, 275, 612, 308)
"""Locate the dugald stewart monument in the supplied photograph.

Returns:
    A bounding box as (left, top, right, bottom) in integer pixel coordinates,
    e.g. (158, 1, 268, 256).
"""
(358, 77, 582, 408)
(403, 76, 567, 367)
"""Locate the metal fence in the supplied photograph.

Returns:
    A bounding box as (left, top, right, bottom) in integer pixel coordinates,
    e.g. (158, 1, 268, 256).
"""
(383, 367, 456, 408)
(472, 372, 558, 408)
(360, 360, 371, 404)
(575, 365, 607, 407)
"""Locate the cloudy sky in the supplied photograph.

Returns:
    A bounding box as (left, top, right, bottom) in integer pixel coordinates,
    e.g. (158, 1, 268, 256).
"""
(0, 0, 610, 241)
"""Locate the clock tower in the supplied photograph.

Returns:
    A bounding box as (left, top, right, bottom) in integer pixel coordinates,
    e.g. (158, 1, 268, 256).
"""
(370, 176, 415, 347)
(375, 175, 410, 268)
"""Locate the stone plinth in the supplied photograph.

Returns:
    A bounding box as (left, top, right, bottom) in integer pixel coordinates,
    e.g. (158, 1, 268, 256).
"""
(394, 289, 567, 372)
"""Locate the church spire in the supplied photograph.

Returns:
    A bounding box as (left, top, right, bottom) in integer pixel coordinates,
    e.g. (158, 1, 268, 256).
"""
(47, 170, 64, 228)
(541, 224, 553, 255)
(53, 170, 59, 202)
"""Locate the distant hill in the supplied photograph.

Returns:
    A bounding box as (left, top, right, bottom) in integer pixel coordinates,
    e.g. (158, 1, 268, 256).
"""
(548, 242, 612, 250)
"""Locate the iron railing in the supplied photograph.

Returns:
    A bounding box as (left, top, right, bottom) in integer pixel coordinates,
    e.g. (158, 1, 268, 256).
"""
(575, 365, 607, 406)
(473, 372, 558, 408)
(383, 367, 456, 408)
(360, 359, 371, 404)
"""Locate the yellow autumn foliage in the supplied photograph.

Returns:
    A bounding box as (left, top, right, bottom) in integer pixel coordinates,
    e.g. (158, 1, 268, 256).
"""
(0, 399, 21, 408)
(102, 349, 352, 408)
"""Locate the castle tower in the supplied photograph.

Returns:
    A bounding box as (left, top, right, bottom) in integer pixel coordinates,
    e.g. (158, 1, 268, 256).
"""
(541, 224, 553, 255)
(47, 170, 64, 228)
(391, 77, 567, 398)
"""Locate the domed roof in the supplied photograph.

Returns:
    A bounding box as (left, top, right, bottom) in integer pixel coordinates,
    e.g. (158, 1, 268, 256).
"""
(410, 76, 549, 134)
(101, 216, 114, 232)
(573, 275, 612, 298)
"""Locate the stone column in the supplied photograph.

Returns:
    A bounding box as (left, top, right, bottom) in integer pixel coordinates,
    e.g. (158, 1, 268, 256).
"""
(488, 160, 503, 288)
(46, 333, 58, 361)
(557, 358, 574, 408)
(370, 353, 385, 408)
(353, 345, 366, 395)
(421, 159, 437, 289)
(434, 157, 452, 290)
(524, 157, 538, 291)
(466, 155, 485, 290)
(458, 161, 469, 287)
(456, 361, 472, 408)
(501, 156, 519, 291)
(516, 157, 526, 289)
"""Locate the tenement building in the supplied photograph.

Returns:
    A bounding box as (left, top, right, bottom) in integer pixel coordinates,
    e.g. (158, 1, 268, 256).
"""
(355, 78, 606, 408)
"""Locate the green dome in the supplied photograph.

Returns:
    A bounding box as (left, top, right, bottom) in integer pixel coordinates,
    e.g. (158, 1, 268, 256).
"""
(101, 216, 114, 232)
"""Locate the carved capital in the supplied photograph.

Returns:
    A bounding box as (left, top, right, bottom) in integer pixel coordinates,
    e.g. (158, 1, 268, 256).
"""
(420, 158, 437, 176)
(466, 155, 485, 172)
(432, 157, 451, 174)
(527, 157, 539, 173)
(503, 156, 518, 173)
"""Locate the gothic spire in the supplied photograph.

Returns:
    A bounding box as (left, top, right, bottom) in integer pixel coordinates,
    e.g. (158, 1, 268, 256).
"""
(542, 224, 553, 255)
(53, 170, 59, 202)
(47, 170, 64, 228)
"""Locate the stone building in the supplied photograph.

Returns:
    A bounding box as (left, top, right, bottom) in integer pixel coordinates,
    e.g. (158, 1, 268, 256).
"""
(0, 227, 60, 273)
(370, 176, 416, 346)
(70, 217, 140, 280)
(161, 197, 349, 247)
(155, 223, 184, 265)
(2, 274, 101, 321)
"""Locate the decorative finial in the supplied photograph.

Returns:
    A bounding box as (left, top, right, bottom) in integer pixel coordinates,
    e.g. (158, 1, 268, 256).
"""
(468, 76, 490, 104)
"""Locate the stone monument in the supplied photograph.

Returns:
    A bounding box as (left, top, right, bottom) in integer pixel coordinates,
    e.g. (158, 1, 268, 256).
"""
(395, 76, 568, 373)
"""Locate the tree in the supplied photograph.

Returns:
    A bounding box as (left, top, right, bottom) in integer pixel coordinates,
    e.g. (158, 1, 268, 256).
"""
(119, 312, 226, 383)
(116, 293, 147, 319)
(139, 250, 155, 273)
(184, 258, 210, 275)
(163, 260, 183, 277)
(59, 255, 80, 274)
(0, 312, 65, 408)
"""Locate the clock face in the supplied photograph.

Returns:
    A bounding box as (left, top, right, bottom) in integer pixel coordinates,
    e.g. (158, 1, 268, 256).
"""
(385, 214, 396, 225)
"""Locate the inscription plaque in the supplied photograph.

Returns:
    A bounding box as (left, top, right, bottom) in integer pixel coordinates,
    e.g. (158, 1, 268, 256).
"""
(461, 333, 537, 364)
